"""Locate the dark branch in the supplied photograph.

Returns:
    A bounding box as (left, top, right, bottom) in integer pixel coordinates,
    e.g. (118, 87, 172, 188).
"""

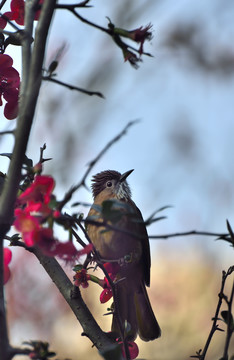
(222, 273, 234, 359)
(56, 0, 92, 9)
(149, 230, 228, 240)
(56, 5, 110, 33)
(9, 239, 114, 352)
(0, 0, 7, 11)
(0, 130, 15, 136)
(191, 266, 234, 359)
(43, 75, 104, 98)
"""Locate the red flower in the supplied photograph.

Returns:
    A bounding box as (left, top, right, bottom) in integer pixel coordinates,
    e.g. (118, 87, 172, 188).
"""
(0, 0, 43, 28)
(14, 207, 82, 260)
(77, 243, 93, 257)
(0, 11, 14, 29)
(18, 175, 55, 205)
(8, 0, 25, 26)
(99, 262, 120, 303)
(4, 248, 12, 284)
(49, 243, 92, 263)
(14, 208, 41, 246)
(118, 340, 139, 360)
(50, 240, 78, 262)
(103, 262, 120, 278)
(14, 207, 54, 251)
(127, 24, 153, 54)
(74, 268, 90, 288)
(31, 227, 56, 254)
(100, 281, 113, 303)
(0, 54, 19, 120)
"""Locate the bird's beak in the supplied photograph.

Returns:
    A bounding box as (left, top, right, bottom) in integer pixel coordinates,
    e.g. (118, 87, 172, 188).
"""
(119, 169, 134, 182)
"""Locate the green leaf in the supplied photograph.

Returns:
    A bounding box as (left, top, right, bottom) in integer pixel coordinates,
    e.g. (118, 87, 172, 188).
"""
(101, 199, 132, 223)
(73, 264, 83, 272)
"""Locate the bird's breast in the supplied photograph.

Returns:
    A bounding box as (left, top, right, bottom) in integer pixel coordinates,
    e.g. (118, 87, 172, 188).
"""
(87, 199, 142, 263)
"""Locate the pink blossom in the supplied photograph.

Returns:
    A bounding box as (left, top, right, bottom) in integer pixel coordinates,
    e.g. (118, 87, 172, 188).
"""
(4, 248, 12, 284)
(18, 175, 55, 205)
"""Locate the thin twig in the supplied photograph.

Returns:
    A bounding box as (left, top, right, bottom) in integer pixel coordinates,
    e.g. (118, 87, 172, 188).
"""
(57, 0, 92, 9)
(43, 76, 104, 98)
(222, 275, 234, 359)
(84, 218, 229, 242)
(56, 5, 110, 34)
(191, 266, 234, 359)
(149, 230, 228, 239)
(71, 227, 87, 248)
(0, 130, 15, 136)
(84, 217, 145, 240)
(0, 0, 7, 11)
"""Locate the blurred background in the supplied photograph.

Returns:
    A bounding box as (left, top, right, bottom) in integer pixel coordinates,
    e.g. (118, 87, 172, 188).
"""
(1, 0, 234, 359)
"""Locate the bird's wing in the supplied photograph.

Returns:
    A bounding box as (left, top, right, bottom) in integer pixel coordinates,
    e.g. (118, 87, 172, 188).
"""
(130, 201, 151, 287)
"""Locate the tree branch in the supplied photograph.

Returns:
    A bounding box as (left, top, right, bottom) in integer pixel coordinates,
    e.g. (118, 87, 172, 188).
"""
(222, 275, 234, 360)
(43, 75, 104, 98)
(56, 4, 110, 34)
(11, 240, 114, 352)
(191, 266, 234, 359)
(149, 230, 228, 239)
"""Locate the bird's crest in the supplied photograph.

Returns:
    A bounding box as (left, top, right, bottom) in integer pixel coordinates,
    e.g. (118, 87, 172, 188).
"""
(91, 170, 121, 198)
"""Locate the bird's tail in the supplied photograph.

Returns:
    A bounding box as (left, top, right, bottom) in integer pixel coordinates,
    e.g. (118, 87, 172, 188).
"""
(135, 282, 161, 341)
(111, 281, 161, 341)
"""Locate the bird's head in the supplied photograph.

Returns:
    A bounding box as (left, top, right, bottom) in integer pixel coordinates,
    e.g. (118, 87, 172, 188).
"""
(91, 169, 134, 201)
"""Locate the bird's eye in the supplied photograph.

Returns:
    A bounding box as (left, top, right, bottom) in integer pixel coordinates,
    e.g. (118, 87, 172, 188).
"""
(106, 181, 112, 187)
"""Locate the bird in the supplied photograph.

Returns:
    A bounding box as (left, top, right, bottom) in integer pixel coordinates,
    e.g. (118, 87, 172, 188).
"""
(86, 169, 161, 342)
